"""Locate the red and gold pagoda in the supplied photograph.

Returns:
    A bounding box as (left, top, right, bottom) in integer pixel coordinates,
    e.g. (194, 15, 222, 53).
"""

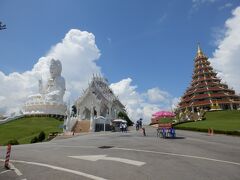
(179, 44, 240, 111)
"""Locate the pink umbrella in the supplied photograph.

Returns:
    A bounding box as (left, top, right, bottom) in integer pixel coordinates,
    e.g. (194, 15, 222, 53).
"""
(152, 111, 175, 118)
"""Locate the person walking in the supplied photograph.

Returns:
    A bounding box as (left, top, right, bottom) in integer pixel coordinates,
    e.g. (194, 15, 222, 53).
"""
(136, 120, 139, 131)
(124, 123, 128, 132)
(142, 127, 146, 136)
(139, 118, 143, 129)
(120, 123, 124, 133)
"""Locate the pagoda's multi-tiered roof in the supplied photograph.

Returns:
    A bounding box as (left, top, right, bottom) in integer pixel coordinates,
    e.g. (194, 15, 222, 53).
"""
(179, 45, 240, 111)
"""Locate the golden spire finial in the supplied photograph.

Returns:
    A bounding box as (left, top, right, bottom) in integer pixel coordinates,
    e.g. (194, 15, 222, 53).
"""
(196, 43, 204, 57)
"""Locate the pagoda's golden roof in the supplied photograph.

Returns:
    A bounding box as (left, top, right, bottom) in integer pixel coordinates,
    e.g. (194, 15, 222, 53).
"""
(196, 43, 206, 58)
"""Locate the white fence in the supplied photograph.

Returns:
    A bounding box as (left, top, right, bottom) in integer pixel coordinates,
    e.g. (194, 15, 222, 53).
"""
(64, 116, 79, 132)
(0, 115, 24, 125)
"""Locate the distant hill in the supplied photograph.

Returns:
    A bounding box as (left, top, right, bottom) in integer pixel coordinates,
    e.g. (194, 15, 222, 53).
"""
(0, 117, 63, 145)
(175, 110, 240, 135)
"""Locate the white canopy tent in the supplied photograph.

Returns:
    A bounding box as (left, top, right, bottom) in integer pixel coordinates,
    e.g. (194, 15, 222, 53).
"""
(112, 119, 127, 123)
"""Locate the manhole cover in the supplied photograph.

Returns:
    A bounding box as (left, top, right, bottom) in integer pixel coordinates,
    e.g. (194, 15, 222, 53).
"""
(98, 146, 114, 149)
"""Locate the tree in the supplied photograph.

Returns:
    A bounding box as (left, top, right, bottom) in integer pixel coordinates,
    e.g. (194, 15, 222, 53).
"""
(117, 111, 133, 126)
(6, 139, 19, 145)
(30, 136, 39, 143)
(38, 131, 46, 142)
(0, 21, 6, 30)
(71, 105, 77, 117)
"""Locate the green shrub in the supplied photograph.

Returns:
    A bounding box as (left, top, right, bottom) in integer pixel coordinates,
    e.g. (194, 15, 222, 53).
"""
(175, 126, 240, 136)
(6, 139, 19, 145)
(38, 131, 45, 142)
(30, 136, 39, 143)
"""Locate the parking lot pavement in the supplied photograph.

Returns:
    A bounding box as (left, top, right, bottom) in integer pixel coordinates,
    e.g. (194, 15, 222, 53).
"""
(0, 161, 19, 180)
(0, 127, 240, 180)
(0, 161, 6, 173)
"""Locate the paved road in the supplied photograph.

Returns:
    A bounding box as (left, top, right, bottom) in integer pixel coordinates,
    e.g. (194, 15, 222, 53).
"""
(1, 126, 240, 180)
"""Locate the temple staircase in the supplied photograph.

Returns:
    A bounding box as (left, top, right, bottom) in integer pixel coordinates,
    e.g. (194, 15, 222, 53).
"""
(72, 120, 90, 133)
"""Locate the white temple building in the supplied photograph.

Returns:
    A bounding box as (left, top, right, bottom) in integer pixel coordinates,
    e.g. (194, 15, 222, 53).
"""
(23, 59, 67, 117)
(65, 75, 125, 132)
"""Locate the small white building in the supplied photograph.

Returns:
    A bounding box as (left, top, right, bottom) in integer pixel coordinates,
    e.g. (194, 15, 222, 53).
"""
(68, 75, 125, 132)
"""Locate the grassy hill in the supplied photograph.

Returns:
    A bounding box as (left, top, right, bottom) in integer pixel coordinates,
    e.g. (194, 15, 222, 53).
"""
(0, 117, 63, 145)
(175, 110, 240, 135)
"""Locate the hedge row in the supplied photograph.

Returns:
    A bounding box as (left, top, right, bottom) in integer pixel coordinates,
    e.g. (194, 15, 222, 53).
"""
(175, 126, 240, 136)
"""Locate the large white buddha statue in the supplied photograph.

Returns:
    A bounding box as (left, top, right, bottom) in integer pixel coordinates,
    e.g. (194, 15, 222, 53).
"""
(23, 59, 67, 116)
(44, 59, 65, 103)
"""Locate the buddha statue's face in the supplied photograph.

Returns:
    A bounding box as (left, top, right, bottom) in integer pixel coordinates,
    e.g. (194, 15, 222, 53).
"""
(49, 59, 62, 78)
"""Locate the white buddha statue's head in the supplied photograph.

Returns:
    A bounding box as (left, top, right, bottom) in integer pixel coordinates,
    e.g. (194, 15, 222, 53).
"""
(50, 59, 62, 78)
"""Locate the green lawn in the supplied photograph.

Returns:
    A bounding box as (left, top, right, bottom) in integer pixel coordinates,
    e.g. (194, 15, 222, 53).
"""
(0, 117, 63, 145)
(175, 110, 240, 135)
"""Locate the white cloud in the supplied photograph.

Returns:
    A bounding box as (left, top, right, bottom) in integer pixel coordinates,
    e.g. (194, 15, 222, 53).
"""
(191, 0, 217, 11)
(146, 88, 171, 103)
(107, 37, 112, 44)
(210, 26, 226, 46)
(209, 6, 240, 94)
(47, 29, 101, 100)
(218, 3, 233, 11)
(110, 78, 176, 124)
(0, 28, 177, 123)
(0, 29, 101, 115)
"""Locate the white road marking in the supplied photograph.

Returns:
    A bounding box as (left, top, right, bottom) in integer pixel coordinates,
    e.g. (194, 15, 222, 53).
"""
(0, 159, 107, 180)
(50, 144, 96, 149)
(69, 155, 145, 166)
(39, 144, 240, 166)
(9, 162, 23, 176)
(186, 137, 220, 145)
(0, 170, 10, 175)
(113, 147, 240, 166)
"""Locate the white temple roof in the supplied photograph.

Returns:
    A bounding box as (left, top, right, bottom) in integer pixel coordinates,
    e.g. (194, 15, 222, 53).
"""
(76, 76, 124, 108)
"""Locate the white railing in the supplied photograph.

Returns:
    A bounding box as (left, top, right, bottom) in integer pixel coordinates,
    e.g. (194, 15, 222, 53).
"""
(0, 115, 24, 125)
(64, 116, 79, 132)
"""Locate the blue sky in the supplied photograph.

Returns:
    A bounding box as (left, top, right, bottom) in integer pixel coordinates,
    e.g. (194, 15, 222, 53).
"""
(0, 0, 240, 120)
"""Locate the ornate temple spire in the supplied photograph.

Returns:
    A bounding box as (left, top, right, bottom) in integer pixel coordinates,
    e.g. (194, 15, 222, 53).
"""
(179, 44, 240, 111)
(196, 43, 205, 58)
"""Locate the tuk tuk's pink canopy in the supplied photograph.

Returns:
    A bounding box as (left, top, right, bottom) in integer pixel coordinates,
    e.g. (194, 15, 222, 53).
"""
(152, 111, 175, 118)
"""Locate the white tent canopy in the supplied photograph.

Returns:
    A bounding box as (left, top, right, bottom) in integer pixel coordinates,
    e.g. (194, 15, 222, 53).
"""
(112, 119, 127, 123)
